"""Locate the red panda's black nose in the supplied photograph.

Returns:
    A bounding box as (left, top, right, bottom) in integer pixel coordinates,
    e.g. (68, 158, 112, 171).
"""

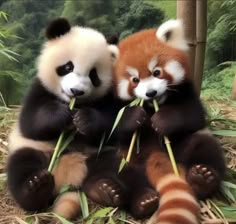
(146, 90, 157, 98)
(70, 88, 85, 96)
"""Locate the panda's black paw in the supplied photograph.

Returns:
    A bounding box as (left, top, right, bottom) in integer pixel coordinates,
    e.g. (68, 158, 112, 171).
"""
(73, 108, 97, 136)
(24, 170, 54, 198)
(20, 170, 55, 211)
(130, 188, 159, 219)
(84, 178, 126, 208)
(187, 164, 220, 199)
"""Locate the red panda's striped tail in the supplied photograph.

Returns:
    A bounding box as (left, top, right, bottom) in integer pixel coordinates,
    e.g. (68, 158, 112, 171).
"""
(156, 174, 200, 224)
(146, 151, 200, 224)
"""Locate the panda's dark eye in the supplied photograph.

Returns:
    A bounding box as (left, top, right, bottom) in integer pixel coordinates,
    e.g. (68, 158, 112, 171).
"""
(132, 77, 140, 84)
(56, 61, 74, 76)
(65, 64, 73, 72)
(89, 68, 101, 87)
(153, 69, 161, 77)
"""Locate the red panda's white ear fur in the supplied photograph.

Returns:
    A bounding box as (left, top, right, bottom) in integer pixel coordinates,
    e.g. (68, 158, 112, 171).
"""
(108, 45, 119, 64)
(156, 19, 188, 51)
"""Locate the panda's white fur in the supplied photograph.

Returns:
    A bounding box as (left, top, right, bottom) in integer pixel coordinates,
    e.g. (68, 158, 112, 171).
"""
(38, 26, 116, 102)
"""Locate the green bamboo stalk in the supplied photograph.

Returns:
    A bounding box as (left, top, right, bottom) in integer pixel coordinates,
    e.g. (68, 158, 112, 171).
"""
(125, 99, 144, 163)
(48, 98, 76, 172)
(153, 99, 179, 177)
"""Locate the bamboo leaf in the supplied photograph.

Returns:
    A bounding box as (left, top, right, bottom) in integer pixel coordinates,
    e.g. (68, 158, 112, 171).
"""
(0, 11, 8, 21)
(78, 191, 89, 218)
(53, 214, 74, 224)
(108, 217, 116, 224)
(97, 132, 106, 158)
(56, 132, 76, 159)
(59, 184, 73, 194)
(108, 106, 126, 140)
(212, 129, 236, 137)
(222, 181, 236, 189)
(128, 98, 141, 107)
(118, 158, 127, 173)
(48, 98, 76, 172)
(90, 207, 113, 218)
(118, 211, 127, 224)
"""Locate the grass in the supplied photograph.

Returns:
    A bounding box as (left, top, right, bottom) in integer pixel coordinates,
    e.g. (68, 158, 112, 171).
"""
(0, 98, 236, 223)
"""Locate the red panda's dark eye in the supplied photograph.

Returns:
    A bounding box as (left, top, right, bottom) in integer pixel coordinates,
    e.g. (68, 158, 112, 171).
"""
(153, 69, 161, 77)
(132, 77, 140, 84)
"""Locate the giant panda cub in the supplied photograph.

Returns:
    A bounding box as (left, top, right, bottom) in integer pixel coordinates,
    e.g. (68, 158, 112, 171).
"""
(7, 18, 119, 219)
(83, 20, 226, 223)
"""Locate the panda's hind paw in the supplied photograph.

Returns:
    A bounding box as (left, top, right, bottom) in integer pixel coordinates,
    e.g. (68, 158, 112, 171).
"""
(25, 170, 54, 195)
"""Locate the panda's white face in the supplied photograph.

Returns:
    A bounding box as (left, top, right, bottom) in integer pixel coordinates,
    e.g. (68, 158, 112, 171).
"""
(37, 27, 117, 102)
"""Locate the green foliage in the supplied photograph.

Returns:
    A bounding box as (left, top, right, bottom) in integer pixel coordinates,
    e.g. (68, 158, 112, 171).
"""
(118, 0, 164, 39)
(206, 0, 236, 69)
(146, 0, 176, 19)
(0, 0, 64, 105)
(202, 63, 236, 98)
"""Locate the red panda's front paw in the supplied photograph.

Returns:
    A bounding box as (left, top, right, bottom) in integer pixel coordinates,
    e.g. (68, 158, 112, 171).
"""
(121, 106, 147, 132)
(151, 112, 169, 135)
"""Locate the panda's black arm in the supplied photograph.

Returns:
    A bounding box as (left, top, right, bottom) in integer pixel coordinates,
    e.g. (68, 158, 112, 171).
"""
(20, 100, 72, 140)
(19, 78, 73, 140)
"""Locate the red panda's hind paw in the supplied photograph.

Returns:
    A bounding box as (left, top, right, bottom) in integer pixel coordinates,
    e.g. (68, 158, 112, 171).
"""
(187, 164, 220, 199)
(83, 178, 126, 208)
(130, 188, 159, 219)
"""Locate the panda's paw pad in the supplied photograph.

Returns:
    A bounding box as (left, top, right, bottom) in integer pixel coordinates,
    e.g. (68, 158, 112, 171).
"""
(131, 188, 159, 219)
(27, 170, 54, 192)
(187, 164, 219, 198)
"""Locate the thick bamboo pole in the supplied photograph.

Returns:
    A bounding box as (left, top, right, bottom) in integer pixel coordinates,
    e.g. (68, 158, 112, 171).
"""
(177, 0, 197, 80)
(194, 0, 207, 95)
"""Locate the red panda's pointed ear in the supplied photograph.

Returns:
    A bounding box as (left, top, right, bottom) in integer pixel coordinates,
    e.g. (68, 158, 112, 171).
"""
(108, 45, 119, 64)
(156, 20, 188, 51)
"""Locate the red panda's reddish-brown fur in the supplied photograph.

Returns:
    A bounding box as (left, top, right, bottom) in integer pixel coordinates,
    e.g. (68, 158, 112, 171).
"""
(114, 29, 190, 84)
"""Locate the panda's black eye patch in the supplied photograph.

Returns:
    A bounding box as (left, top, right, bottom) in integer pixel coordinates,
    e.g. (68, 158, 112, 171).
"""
(89, 68, 101, 87)
(56, 61, 74, 76)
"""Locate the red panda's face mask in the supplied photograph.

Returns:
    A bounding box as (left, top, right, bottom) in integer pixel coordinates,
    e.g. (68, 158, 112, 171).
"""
(114, 20, 190, 101)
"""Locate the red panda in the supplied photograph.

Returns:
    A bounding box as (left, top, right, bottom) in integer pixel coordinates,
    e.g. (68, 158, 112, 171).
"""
(108, 19, 225, 223)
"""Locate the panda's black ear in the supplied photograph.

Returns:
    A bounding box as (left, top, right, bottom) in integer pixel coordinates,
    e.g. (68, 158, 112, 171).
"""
(107, 35, 119, 45)
(46, 18, 71, 40)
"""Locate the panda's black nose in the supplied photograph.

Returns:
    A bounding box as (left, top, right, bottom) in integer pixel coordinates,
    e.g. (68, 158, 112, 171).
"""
(70, 88, 85, 96)
(146, 90, 157, 98)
